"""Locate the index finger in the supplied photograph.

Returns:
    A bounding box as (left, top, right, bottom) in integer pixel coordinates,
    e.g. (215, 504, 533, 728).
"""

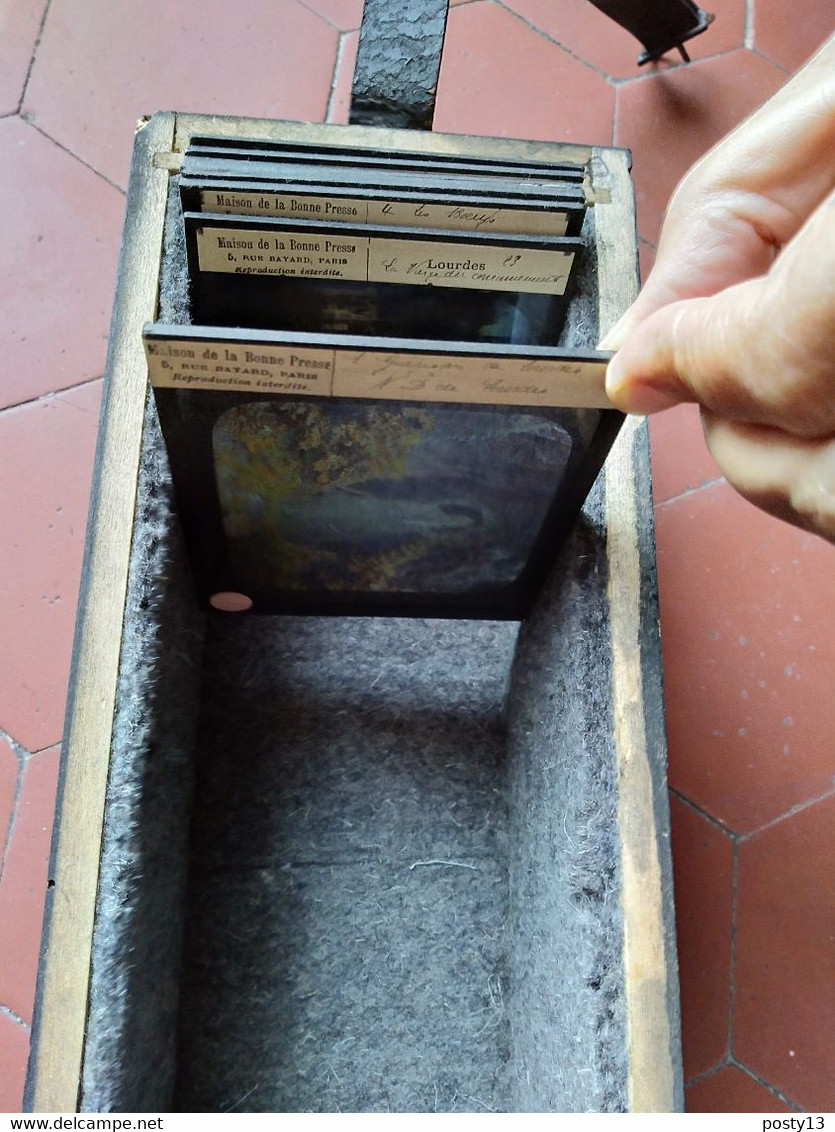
(605, 190, 835, 437)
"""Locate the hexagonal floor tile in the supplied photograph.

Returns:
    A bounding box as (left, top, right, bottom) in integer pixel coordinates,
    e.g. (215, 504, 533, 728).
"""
(500, 0, 746, 80)
(0, 381, 102, 753)
(0, 117, 123, 411)
(615, 50, 785, 244)
(655, 480, 835, 833)
(0, 0, 47, 116)
(735, 794, 835, 1111)
(22, 0, 340, 188)
(670, 795, 734, 1080)
(753, 1, 834, 73)
(433, 0, 614, 145)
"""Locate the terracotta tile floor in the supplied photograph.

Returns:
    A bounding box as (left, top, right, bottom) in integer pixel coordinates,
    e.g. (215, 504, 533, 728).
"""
(1, 0, 833, 1114)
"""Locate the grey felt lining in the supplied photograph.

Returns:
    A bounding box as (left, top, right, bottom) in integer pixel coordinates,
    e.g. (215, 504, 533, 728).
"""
(507, 507, 626, 1112)
(79, 184, 207, 1111)
(79, 177, 631, 1112)
(176, 616, 517, 1113)
(79, 393, 205, 1111)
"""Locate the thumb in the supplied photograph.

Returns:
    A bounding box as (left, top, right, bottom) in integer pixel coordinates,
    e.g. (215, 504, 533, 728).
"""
(604, 192, 835, 434)
(604, 279, 765, 417)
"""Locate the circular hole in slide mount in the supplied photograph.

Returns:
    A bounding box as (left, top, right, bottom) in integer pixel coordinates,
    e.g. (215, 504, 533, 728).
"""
(209, 591, 254, 613)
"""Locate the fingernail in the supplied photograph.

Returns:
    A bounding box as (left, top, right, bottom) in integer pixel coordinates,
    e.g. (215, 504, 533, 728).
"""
(604, 352, 627, 400)
(607, 376, 684, 415)
(606, 355, 684, 414)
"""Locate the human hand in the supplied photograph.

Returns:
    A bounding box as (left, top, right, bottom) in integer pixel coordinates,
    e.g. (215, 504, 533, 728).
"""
(602, 33, 835, 541)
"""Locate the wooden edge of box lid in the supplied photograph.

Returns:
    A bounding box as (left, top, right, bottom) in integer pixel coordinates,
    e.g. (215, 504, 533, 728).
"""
(24, 110, 177, 1115)
(26, 111, 681, 1114)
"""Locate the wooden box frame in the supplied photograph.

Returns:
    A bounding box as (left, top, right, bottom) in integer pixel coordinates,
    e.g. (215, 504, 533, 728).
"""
(25, 112, 682, 1113)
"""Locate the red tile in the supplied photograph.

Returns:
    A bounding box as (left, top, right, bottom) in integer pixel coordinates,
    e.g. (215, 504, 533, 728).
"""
(735, 795, 835, 1112)
(0, 0, 47, 116)
(649, 403, 722, 504)
(615, 50, 785, 244)
(0, 382, 102, 753)
(0, 117, 123, 411)
(501, 0, 746, 80)
(753, 2, 834, 74)
(670, 795, 733, 1079)
(23, 0, 340, 188)
(0, 745, 60, 1025)
(0, 1011, 29, 1112)
(655, 480, 835, 833)
(299, 0, 363, 31)
(326, 29, 358, 125)
(686, 1065, 793, 1112)
(0, 737, 20, 871)
(433, 1, 614, 145)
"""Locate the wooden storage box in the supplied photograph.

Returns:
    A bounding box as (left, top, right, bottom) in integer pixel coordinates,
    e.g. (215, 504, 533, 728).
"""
(25, 112, 682, 1113)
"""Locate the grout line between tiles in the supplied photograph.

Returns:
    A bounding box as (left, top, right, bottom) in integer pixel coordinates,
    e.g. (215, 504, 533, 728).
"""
(491, 0, 619, 86)
(0, 731, 61, 886)
(0, 727, 30, 761)
(654, 475, 726, 509)
(20, 117, 126, 196)
(0, 1003, 31, 1031)
(0, 727, 60, 763)
(609, 58, 691, 88)
(0, 746, 25, 887)
(295, 0, 349, 33)
(493, 3, 760, 89)
(731, 1058, 804, 1112)
(16, 0, 53, 116)
(326, 30, 349, 123)
(743, 0, 754, 50)
(684, 1056, 730, 1090)
(737, 785, 835, 843)
(611, 41, 776, 90)
(727, 838, 739, 1060)
(672, 784, 835, 846)
(669, 787, 739, 841)
(749, 46, 792, 76)
(0, 374, 105, 418)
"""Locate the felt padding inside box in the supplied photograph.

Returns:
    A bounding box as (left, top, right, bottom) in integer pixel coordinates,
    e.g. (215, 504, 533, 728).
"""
(79, 182, 631, 1112)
